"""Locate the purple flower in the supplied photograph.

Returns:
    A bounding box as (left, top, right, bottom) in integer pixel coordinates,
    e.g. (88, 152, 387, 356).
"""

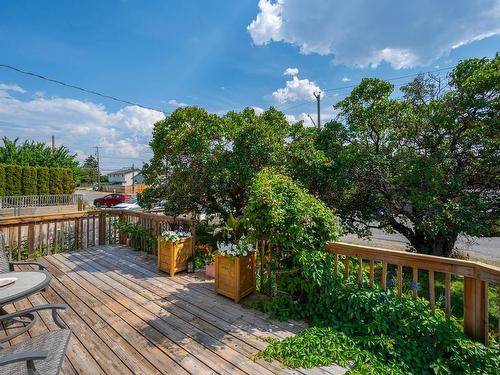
(379, 294, 387, 302)
(411, 281, 419, 291)
(388, 278, 395, 286)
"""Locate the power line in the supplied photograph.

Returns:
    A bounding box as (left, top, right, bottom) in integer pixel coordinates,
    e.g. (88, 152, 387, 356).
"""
(322, 66, 452, 92)
(0, 63, 167, 114)
(276, 67, 453, 115)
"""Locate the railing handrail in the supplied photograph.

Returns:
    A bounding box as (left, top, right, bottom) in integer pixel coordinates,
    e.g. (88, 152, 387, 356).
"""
(326, 241, 500, 344)
(0, 210, 89, 225)
(326, 242, 500, 285)
(0, 209, 194, 226)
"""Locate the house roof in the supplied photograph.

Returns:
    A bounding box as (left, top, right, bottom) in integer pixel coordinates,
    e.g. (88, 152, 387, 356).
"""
(108, 167, 141, 176)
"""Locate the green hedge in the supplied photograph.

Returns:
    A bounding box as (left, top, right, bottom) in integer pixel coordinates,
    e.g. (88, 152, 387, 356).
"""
(62, 169, 74, 194)
(0, 164, 5, 196)
(0, 163, 74, 196)
(37, 167, 49, 195)
(49, 168, 64, 195)
(22, 166, 37, 195)
(5, 164, 22, 195)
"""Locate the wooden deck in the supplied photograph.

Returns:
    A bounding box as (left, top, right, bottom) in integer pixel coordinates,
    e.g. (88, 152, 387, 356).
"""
(2, 245, 345, 375)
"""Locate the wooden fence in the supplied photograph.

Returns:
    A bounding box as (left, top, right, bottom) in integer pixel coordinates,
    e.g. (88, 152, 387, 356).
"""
(0, 210, 195, 260)
(0, 194, 84, 208)
(326, 242, 500, 345)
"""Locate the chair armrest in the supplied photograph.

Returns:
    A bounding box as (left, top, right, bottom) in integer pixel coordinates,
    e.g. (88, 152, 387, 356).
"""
(0, 350, 48, 366)
(0, 304, 67, 343)
(9, 261, 48, 271)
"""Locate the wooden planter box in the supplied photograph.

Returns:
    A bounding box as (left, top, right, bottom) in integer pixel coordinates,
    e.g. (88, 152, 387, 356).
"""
(157, 237, 193, 276)
(214, 252, 256, 303)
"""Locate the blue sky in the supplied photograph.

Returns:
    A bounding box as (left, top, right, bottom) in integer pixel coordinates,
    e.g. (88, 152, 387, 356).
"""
(0, 0, 499, 172)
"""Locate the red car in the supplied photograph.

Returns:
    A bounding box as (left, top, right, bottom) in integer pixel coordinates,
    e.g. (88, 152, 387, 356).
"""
(93, 194, 132, 208)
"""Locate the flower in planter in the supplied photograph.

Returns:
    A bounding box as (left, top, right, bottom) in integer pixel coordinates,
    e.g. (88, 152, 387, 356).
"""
(160, 229, 191, 243)
(217, 236, 254, 257)
(194, 243, 216, 269)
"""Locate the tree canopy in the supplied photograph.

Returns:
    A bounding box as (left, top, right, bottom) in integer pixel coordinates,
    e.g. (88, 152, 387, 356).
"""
(141, 106, 290, 217)
(294, 54, 499, 256)
(0, 137, 79, 169)
(141, 55, 499, 257)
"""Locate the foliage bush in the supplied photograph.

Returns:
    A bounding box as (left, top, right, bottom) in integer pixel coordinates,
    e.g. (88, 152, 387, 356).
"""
(5, 164, 22, 196)
(0, 164, 5, 196)
(49, 168, 64, 195)
(244, 169, 341, 250)
(253, 250, 500, 374)
(36, 167, 50, 195)
(21, 166, 37, 195)
(0, 164, 74, 196)
(62, 169, 74, 194)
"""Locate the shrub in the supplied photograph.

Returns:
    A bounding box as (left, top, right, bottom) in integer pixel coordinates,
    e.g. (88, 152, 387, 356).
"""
(49, 168, 64, 194)
(0, 164, 5, 196)
(5, 164, 22, 195)
(254, 250, 500, 374)
(37, 167, 50, 195)
(62, 169, 74, 194)
(244, 169, 341, 250)
(21, 166, 37, 195)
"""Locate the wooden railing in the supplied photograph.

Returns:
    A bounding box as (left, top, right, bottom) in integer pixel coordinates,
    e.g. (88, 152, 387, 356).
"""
(326, 242, 500, 345)
(0, 210, 195, 260)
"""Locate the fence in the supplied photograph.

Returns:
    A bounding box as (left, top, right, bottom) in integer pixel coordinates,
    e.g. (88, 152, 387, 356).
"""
(0, 210, 195, 261)
(0, 194, 84, 208)
(254, 240, 500, 344)
(99, 184, 148, 194)
(325, 242, 500, 345)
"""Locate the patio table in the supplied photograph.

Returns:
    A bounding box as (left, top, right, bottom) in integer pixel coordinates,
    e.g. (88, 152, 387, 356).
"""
(0, 270, 52, 308)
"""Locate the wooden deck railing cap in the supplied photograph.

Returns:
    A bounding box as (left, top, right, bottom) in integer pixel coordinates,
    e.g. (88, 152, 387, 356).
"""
(326, 241, 500, 284)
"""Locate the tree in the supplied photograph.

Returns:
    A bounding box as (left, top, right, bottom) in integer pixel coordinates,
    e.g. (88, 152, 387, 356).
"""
(79, 155, 99, 183)
(141, 106, 291, 217)
(302, 55, 499, 257)
(0, 137, 78, 168)
(244, 168, 340, 250)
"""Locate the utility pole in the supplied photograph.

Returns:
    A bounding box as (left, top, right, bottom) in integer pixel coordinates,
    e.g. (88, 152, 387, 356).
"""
(51, 135, 55, 149)
(95, 146, 101, 190)
(131, 162, 135, 195)
(313, 91, 321, 129)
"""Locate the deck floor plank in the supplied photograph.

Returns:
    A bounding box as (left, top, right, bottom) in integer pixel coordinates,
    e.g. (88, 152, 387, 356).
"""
(64, 250, 284, 374)
(2, 245, 346, 375)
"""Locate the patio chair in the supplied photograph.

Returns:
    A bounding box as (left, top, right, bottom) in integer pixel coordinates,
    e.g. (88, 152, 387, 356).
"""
(0, 232, 48, 273)
(0, 304, 71, 375)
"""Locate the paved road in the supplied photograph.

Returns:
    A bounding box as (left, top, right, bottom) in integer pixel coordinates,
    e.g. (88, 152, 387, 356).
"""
(341, 228, 500, 261)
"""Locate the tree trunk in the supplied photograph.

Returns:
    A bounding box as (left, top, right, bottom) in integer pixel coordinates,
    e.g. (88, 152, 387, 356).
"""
(409, 230, 458, 257)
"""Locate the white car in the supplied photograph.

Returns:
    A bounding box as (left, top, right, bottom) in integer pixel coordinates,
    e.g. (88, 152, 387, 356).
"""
(113, 199, 142, 211)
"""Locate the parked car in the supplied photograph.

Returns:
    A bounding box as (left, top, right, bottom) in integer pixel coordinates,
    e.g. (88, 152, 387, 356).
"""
(93, 194, 132, 208)
(113, 198, 141, 211)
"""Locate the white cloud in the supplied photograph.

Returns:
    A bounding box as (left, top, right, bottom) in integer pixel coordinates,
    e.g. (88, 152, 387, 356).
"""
(248, 0, 500, 69)
(0, 83, 26, 94)
(0, 84, 164, 163)
(247, 0, 283, 45)
(283, 67, 299, 76)
(341, 77, 351, 82)
(272, 73, 322, 104)
(251, 106, 265, 114)
(167, 99, 188, 108)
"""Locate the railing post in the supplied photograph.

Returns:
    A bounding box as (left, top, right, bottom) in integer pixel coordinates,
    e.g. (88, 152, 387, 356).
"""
(27, 223, 35, 257)
(464, 277, 489, 344)
(98, 212, 106, 245)
(118, 212, 126, 245)
(77, 198, 84, 211)
(190, 219, 196, 255)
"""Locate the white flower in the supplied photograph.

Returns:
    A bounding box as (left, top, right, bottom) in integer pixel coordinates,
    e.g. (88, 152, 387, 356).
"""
(161, 230, 191, 243)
